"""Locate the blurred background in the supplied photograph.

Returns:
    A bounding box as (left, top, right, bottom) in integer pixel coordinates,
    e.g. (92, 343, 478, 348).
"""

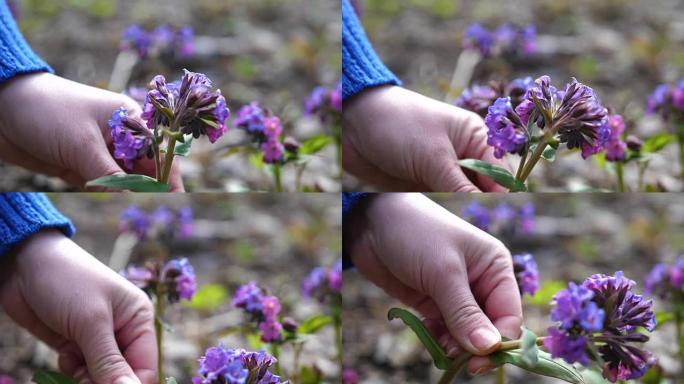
(0, 193, 341, 382)
(1, 0, 341, 192)
(343, 193, 684, 383)
(343, 0, 684, 192)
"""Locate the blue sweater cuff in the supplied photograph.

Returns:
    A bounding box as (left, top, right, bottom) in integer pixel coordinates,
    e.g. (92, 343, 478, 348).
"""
(0, 193, 75, 256)
(0, 0, 53, 83)
(342, 192, 369, 216)
(342, 0, 400, 100)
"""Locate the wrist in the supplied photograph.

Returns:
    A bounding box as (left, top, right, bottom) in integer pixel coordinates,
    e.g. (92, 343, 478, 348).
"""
(342, 85, 398, 127)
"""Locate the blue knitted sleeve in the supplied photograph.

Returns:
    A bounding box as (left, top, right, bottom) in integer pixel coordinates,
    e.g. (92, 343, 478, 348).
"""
(0, 0, 53, 83)
(342, 0, 401, 100)
(0, 193, 75, 256)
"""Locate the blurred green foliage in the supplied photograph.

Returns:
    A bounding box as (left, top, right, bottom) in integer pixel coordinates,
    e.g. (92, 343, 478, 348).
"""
(524, 280, 566, 308)
(184, 284, 229, 312)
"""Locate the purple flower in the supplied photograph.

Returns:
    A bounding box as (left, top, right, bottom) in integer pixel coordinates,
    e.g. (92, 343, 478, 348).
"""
(463, 23, 493, 56)
(303, 267, 326, 298)
(512, 254, 539, 296)
(550, 282, 601, 331)
(302, 259, 343, 302)
(544, 327, 590, 365)
(163, 258, 197, 301)
(462, 201, 491, 231)
(261, 139, 285, 164)
(261, 295, 281, 319)
(263, 116, 283, 140)
(304, 82, 343, 121)
(484, 97, 528, 159)
(494, 24, 517, 48)
(328, 260, 343, 292)
(644, 263, 668, 296)
(668, 257, 684, 289)
(554, 79, 608, 157)
(519, 203, 535, 233)
(601, 345, 656, 382)
(177, 26, 195, 57)
(120, 205, 150, 238)
(108, 107, 155, 170)
(120, 205, 193, 240)
(492, 203, 516, 222)
(604, 114, 627, 162)
(331, 81, 343, 111)
(233, 281, 265, 314)
(178, 207, 193, 238)
(455, 85, 498, 116)
(152, 25, 175, 48)
(259, 319, 283, 342)
(304, 87, 328, 116)
(521, 24, 537, 54)
(234, 102, 266, 134)
(342, 369, 359, 384)
(121, 266, 154, 289)
(121, 24, 151, 58)
(646, 84, 671, 115)
(195, 344, 285, 384)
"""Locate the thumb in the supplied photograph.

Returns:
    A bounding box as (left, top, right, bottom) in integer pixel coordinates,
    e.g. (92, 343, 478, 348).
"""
(423, 155, 481, 192)
(431, 267, 501, 356)
(77, 321, 141, 384)
(75, 134, 126, 188)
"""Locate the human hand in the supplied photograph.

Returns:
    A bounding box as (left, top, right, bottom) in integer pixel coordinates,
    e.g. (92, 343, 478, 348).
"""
(343, 86, 510, 192)
(0, 72, 184, 191)
(344, 194, 522, 375)
(0, 230, 157, 384)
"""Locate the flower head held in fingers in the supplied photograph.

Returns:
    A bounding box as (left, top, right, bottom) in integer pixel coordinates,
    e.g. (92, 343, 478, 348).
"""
(193, 344, 287, 384)
(108, 107, 155, 170)
(456, 77, 535, 117)
(545, 271, 656, 382)
(143, 70, 230, 143)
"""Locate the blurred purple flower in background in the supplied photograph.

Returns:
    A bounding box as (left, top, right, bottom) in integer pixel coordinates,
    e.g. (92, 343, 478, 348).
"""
(303, 259, 343, 303)
(120, 24, 195, 59)
(121, 257, 197, 303)
(463, 22, 537, 57)
(512, 253, 539, 296)
(119, 205, 194, 240)
(232, 282, 284, 342)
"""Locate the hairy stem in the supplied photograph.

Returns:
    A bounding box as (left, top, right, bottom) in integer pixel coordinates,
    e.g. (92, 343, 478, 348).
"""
(496, 366, 506, 384)
(615, 162, 626, 192)
(272, 343, 281, 375)
(518, 138, 548, 182)
(676, 310, 684, 369)
(333, 303, 343, 370)
(273, 164, 283, 192)
(678, 135, 684, 181)
(160, 137, 177, 185)
(515, 150, 528, 181)
(154, 286, 165, 384)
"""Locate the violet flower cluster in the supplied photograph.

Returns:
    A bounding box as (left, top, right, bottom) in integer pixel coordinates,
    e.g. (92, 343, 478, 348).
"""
(512, 254, 539, 296)
(463, 23, 537, 57)
(341, 368, 359, 384)
(109, 107, 155, 170)
(121, 24, 194, 59)
(232, 282, 284, 342)
(462, 201, 535, 235)
(644, 256, 684, 299)
(119, 205, 193, 240)
(646, 79, 684, 121)
(456, 77, 535, 117)
(302, 259, 343, 302)
(545, 272, 656, 382)
(304, 81, 342, 122)
(485, 75, 610, 160)
(193, 344, 287, 384)
(121, 257, 197, 303)
(234, 102, 299, 164)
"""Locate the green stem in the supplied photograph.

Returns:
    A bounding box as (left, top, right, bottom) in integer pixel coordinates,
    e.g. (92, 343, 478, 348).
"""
(676, 310, 684, 369)
(160, 137, 177, 185)
(518, 138, 548, 182)
(678, 135, 684, 181)
(333, 306, 343, 370)
(154, 286, 165, 384)
(273, 164, 283, 192)
(272, 343, 281, 375)
(293, 343, 303, 384)
(437, 367, 459, 384)
(615, 162, 626, 192)
(496, 366, 506, 384)
(515, 150, 528, 181)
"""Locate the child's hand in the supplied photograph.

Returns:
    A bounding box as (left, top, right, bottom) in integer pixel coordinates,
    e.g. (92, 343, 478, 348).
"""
(0, 230, 157, 384)
(343, 86, 509, 192)
(0, 73, 184, 191)
(345, 194, 522, 375)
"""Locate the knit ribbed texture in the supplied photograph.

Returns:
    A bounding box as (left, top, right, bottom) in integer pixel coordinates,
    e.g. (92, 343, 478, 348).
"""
(342, 0, 400, 100)
(0, 193, 75, 256)
(0, 0, 53, 83)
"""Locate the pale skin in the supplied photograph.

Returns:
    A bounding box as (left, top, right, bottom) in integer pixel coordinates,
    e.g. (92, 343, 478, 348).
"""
(344, 194, 523, 375)
(343, 85, 510, 192)
(0, 72, 184, 191)
(0, 230, 157, 384)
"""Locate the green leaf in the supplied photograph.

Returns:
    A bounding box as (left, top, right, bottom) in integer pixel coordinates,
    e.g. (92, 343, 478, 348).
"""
(490, 349, 586, 384)
(529, 143, 557, 162)
(520, 328, 539, 366)
(580, 368, 608, 384)
(32, 370, 76, 384)
(300, 135, 333, 155)
(642, 133, 677, 153)
(183, 284, 228, 312)
(387, 307, 452, 370)
(173, 135, 194, 156)
(86, 174, 170, 192)
(298, 314, 333, 334)
(457, 159, 527, 192)
(165, 378, 178, 384)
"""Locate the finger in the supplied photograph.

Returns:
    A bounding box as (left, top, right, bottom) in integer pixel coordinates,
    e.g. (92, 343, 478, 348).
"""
(424, 155, 481, 192)
(114, 297, 158, 384)
(468, 356, 497, 376)
(431, 262, 501, 356)
(75, 313, 141, 384)
(342, 140, 425, 191)
(166, 159, 185, 192)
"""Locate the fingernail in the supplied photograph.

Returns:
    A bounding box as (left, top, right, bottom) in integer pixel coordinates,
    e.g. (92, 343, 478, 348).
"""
(468, 328, 500, 352)
(114, 377, 141, 384)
